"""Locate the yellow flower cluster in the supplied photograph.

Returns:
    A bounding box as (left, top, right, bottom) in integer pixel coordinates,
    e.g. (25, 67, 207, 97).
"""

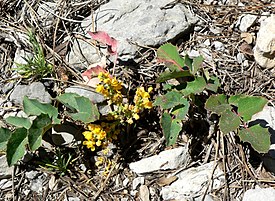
(95, 156, 114, 176)
(96, 72, 123, 104)
(111, 86, 153, 124)
(83, 122, 120, 151)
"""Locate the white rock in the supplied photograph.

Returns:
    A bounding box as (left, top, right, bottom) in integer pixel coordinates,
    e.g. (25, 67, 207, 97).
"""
(213, 41, 225, 52)
(0, 155, 14, 179)
(123, 177, 129, 187)
(129, 146, 190, 175)
(51, 124, 81, 146)
(161, 161, 224, 200)
(251, 105, 275, 130)
(132, 177, 144, 190)
(243, 187, 275, 201)
(25, 170, 39, 179)
(236, 53, 245, 64)
(81, 0, 197, 60)
(237, 14, 257, 32)
(0, 179, 13, 189)
(37, 2, 57, 29)
(254, 15, 275, 68)
(66, 198, 80, 201)
(30, 178, 43, 193)
(12, 49, 33, 69)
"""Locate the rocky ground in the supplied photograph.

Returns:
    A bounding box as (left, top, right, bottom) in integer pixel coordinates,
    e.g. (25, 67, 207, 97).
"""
(1, 0, 275, 200)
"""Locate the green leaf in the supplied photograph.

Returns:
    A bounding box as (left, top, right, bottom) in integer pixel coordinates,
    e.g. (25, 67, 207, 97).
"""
(192, 55, 204, 74)
(184, 55, 193, 69)
(157, 43, 185, 72)
(228, 94, 246, 106)
(171, 103, 190, 121)
(57, 93, 100, 123)
(28, 114, 51, 151)
(0, 128, 12, 151)
(6, 128, 28, 166)
(23, 96, 60, 124)
(181, 76, 207, 96)
(205, 76, 220, 92)
(205, 94, 231, 115)
(219, 109, 241, 134)
(161, 113, 182, 146)
(156, 70, 192, 83)
(5, 116, 32, 129)
(239, 124, 270, 153)
(238, 96, 268, 122)
(153, 91, 187, 109)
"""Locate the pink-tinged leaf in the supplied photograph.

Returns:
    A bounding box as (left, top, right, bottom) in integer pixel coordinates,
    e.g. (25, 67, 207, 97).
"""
(88, 31, 118, 55)
(82, 65, 107, 80)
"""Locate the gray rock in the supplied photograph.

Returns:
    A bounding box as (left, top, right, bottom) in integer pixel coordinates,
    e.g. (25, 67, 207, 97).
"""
(37, 2, 57, 29)
(129, 146, 190, 175)
(236, 53, 245, 64)
(66, 39, 102, 69)
(10, 82, 51, 104)
(161, 161, 224, 200)
(81, 0, 197, 60)
(254, 15, 275, 68)
(243, 187, 275, 201)
(237, 14, 257, 32)
(213, 41, 225, 52)
(51, 124, 82, 146)
(12, 49, 33, 69)
(65, 86, 105, 104)
(132, 176, 145, 190)
(0, 155, 14, 179)
(2, 82, 14, 94)
(30, 178, 43, 193)
(25, 170, 39, 179)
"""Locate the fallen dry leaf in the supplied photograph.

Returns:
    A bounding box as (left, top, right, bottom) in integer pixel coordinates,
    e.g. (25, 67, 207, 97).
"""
(156, 175, 178, 187)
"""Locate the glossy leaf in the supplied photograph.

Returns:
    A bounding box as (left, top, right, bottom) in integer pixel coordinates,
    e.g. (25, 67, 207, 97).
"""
(171, 103, 190, 121)
(192, 55, 204, 74)
(6, 128, 28, 166)
(153, 91, 187, 109)
(219, 109, 240, 134)
(156, 70, 192, 83)
(0, 128, 11, 151)
(161, 113, 182, 146)
(238, 96, 268, 122)
(239, 124, 270, 153)
(181, 76, 207, 96)
(205, 76, 220, 92)
(157, 43, 185, 72)
(5, 116, 32, 129)
(205, 94, 231, 115)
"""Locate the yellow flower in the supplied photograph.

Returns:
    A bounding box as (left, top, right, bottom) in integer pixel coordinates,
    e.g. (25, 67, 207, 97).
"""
(83, 141, 96, 151)
(143, 99, 153, 109)
(148, 87, 153, 93)
(127, 118, 134, 124)
(133, 113, 139, 120)
(83, 131, 93, 140)
(96, 140, 102, 146)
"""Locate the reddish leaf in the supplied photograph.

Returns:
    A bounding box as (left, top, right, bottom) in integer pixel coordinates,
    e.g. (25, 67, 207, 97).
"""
(81, 65, 107, 80)
(88, 31, 118, 55)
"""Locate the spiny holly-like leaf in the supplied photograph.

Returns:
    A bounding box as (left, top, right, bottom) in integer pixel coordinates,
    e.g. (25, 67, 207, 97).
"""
(87, 31, 118, 55)
(156, 70, 192, 83)
(192, 55, 204, 75)
(239, 124, 270, 153)
(161, 113, 182, 146)
(219, 109, 241, 134)
(5, 116, 32, 129)
(57, 93, 100, 123)
(181, 76, 207, 96)
(238, 96, 268, 122)
(205, 94, 231, 115)
(0, 128, 11, 151)
(28, 114, 51, 151)
(23, 96, 60, 124)
(6, 128, 28, 166)
(153, 91, 187, 109)
(157, 43, 185, 72)
(205, 76, 220, 92)
(172, 103, 190, 121)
